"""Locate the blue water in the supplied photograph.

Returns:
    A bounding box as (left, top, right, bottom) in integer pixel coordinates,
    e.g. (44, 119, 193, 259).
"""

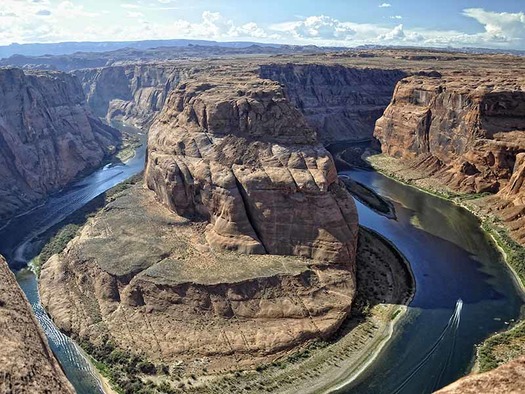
(334, 169, 524, 393)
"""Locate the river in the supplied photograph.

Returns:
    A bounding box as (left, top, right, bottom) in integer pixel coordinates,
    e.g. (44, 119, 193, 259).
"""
(0, 139, 523, 393)
(333, 168, 524, 393)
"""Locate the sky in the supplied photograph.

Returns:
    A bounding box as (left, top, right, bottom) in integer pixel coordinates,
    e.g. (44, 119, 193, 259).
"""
(1, 0, 525, 49)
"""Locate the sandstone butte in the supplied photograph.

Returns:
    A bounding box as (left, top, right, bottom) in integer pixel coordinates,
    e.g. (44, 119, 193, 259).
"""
(39, 72, 360, 372)
(0, 255, 74, 394)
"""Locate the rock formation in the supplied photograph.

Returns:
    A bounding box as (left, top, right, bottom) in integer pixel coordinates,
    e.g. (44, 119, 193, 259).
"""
(0, 68, 120, 219)
(40, 72, 359, 372)
(374, 72, 525, 244)
(375, 74, 525, 194)
(145, 75, 359, 262)
(435, 356, 525, 394)
(0, 256, 74, 393)
(260, 64, 405, 143)
(75, 64, 193, 126)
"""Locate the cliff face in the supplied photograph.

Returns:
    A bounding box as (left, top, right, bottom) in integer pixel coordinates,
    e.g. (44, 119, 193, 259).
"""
(0, 256, 74, 393)
(374, 74, 525, 245)
(259, 64, 405, 143)
(375, 75, 525, 194)
(435, 356, 525, 394)
(0, 68, 120, 219)
(145, 76, 359, 263)
(75, 64, 192, 126)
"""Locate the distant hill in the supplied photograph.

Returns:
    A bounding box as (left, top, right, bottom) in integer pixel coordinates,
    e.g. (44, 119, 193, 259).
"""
(0, 39, 283, 59)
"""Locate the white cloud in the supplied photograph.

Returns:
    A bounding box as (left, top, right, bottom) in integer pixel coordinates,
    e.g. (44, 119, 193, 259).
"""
(272, 15, 356, 40)
(379, 3, 392, 8)
(379, 24, 404, 40)
(463, 8, 525, 44)
(390, 15, 402, 20)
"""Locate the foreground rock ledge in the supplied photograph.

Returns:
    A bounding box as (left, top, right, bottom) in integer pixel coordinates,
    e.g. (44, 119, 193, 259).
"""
(435, 356, 525, 394)
(0, 256, 74, 394)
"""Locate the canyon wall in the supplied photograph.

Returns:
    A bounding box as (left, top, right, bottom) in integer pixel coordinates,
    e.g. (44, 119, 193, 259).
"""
(375, 75, 525, 194)
(0, 68, 120, 219)
(75, 64, 192, 126)
(374, 73, 525, 244)
(0, 256, 74, 393)
(259, 64, 405, 143)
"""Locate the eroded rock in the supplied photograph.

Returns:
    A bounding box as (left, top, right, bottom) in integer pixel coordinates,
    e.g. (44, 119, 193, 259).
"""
(0, 68, 120, 219)
(0, 256, 74, 393)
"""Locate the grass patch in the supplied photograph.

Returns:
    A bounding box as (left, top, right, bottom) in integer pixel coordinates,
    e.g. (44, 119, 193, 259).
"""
(476, 219, 525, 372)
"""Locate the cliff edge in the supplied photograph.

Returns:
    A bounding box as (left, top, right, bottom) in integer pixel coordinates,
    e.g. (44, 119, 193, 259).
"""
(0, 256, 74, 393)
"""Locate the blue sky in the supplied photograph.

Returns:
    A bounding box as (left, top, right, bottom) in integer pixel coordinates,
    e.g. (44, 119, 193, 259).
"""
(1, 0, 524, 49)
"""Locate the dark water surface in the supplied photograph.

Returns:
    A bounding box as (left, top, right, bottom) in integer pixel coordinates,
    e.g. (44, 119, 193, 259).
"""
(0, 126, 147, 394)
(334, 168, 524, 393)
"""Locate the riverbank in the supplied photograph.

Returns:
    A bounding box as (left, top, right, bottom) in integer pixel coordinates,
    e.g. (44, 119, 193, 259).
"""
(367, 153, 525, 374)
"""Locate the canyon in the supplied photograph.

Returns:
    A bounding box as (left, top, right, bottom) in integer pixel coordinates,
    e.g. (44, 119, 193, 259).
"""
(0, 48, 524, 393)
(0, 68, 120, 220)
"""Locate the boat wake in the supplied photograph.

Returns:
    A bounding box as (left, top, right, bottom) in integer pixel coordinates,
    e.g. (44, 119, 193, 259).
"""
(392, 299, 463, 394)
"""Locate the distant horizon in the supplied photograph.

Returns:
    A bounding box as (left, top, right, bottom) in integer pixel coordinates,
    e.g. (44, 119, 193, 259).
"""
(1, 37, 524, 58)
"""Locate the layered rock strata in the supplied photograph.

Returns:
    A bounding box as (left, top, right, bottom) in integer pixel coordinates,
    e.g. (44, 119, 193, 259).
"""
(40, 74, 359, 371)
(145, 76, 359, 262)
(75, 64, 192, 126)
(374, 73, 525, 244)
(260, 64, 405, 143)
(0, 256, 74, 393)
(375, 74, 525, 194)
(0, 68, 120, 219)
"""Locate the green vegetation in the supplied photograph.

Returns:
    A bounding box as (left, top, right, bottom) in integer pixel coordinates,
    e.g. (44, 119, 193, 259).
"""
(476, 219, 525, 372)
(38, 224, 80, 266)
(477, 321, 525, 372)
(482, 220, 525, 288)
(81, 338, 174, 394)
